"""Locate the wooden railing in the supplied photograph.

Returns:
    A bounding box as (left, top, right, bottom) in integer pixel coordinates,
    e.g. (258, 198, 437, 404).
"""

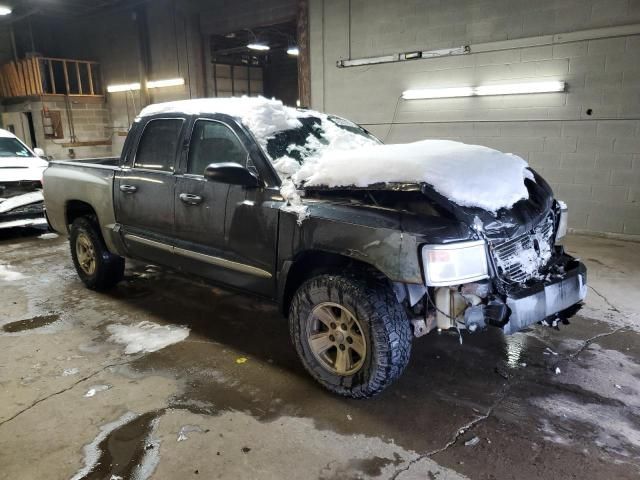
(0, 56, 103, 99)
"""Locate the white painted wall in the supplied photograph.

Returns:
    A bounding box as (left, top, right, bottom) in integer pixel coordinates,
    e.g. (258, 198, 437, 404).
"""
(309, 0, 640, 235)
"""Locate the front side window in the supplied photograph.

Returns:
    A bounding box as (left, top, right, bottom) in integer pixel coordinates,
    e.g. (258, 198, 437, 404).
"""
(187, 120, 247, 175)
(0, 137, 34, 158)
(264, 115, 380, 166)
(134, 119, 183, 171)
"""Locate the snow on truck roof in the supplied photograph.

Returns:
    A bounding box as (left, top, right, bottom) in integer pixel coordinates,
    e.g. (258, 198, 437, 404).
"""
(139, 97, 532, 213)
(139, 96, 309, 148)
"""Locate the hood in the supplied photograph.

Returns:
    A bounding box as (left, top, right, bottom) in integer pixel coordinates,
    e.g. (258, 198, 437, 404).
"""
(0, 156, 48, 183)
(305, 168, 554, 241)
(294, 139, 533, 214)
(419, 168, 554, 240)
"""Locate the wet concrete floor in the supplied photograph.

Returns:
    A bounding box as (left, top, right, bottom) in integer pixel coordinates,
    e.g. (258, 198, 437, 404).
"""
(0, 227, 638, 479)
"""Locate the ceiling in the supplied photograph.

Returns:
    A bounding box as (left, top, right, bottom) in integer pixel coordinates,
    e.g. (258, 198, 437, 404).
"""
(210, 21, 297, 64)
(0, 0, 144, 21)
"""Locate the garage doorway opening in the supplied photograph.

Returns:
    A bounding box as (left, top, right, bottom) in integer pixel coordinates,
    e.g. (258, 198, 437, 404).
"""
(209, 21, 299, 107)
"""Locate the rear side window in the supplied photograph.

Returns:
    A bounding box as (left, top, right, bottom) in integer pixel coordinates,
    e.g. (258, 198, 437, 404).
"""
(134, 119, 183, 171)
(187, 120, 247, 175)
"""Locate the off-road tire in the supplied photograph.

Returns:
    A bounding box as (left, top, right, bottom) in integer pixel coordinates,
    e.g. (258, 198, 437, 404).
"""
(70, 216, 124, 290)
(289, 274, 412, 398)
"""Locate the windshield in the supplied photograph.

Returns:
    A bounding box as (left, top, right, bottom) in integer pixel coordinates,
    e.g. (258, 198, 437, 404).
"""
(265, 115, 380, 165)
(0, 137, 34, 158)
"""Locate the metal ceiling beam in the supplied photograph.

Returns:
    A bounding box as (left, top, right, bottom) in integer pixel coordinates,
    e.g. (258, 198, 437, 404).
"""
(3, 0, 137, 20)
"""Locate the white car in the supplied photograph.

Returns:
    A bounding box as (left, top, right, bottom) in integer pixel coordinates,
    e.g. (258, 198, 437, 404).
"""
(0, 128, 49, 229)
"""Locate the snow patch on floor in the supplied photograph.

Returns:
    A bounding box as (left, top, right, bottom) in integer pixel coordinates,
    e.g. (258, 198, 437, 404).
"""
(84, 384, 111, 398)
(70, 412, 139, 480)
(38, 232, 59, 240)
(0, 265, 25, 282)
(62, 367, 79, 376)
(107, 321, 190, 354)
(177, 424, 205, 442)
(134, 416, 162, 480)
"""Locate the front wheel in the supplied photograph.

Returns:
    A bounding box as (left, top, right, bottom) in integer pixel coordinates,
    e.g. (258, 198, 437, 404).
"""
(289, 274, 412, 398)
(70, 217, 124, 290)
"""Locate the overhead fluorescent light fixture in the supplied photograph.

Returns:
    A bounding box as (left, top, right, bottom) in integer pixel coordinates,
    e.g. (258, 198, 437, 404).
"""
(403, 81, 566, 100)
(107, 78, 184, 93)
(403, 86, 474, 99)
(247, 43, 270, 51)
(107, 82, 141, 93)
(147, 78, 184, 89)
(0, 5, 12, 15)
(287, 46, 300, 56)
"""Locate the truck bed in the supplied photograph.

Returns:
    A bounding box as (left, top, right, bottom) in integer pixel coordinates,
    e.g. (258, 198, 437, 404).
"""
(43, 158, 121, 252)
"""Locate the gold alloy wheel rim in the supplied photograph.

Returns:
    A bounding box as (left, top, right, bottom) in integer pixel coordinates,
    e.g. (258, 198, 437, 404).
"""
(307, 302, 367, 376)
(76, 232, 97, 276)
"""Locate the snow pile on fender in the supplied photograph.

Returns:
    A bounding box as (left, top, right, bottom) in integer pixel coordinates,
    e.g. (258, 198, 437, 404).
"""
(293, 140, 533, 213)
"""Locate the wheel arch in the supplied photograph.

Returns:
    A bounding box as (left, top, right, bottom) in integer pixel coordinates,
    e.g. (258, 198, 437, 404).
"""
(65, 199, 99, 231)
(278, 249, 389, 317)
(64, 200, 126, 256)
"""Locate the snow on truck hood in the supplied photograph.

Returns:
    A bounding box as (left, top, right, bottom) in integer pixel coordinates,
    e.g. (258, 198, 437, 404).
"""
(139, 97, 533, 213)
(294, 140, 532, 213)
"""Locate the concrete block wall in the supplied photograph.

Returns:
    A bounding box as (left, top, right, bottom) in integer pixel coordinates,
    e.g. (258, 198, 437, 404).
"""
(2, 99, 112, 160)
(310, 0, 640, 235)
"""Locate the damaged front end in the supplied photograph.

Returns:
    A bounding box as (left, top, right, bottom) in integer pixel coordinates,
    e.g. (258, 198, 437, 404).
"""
(0, 181, 46, 229)
(396, 201, 587, 337)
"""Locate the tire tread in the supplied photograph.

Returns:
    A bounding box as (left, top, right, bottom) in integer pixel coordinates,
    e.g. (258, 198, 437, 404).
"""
(290, 273, 411, 398)
(69, 216, 124, 291)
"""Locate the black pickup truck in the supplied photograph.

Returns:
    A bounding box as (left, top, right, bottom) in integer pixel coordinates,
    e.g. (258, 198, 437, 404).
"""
(43, 97, 587, 398)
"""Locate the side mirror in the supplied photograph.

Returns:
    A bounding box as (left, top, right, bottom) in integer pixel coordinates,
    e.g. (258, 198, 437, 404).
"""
(33, 147, 46, 158)
(204, 162, 261, 187)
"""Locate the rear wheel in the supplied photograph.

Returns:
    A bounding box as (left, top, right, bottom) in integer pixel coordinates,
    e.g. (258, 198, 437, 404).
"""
(70, 217, 124, 290)
(289, 274, 412, 398)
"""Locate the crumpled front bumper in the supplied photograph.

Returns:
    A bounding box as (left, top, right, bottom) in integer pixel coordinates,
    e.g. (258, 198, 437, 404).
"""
(502, 257, 587, 334)
(0, 190, 46, 229)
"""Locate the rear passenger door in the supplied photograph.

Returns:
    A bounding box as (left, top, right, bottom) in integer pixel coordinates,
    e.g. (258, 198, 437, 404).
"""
(115, 117, 185, 264)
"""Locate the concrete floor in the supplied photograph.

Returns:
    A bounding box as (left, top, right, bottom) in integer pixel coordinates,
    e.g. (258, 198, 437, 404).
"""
(0, 228, 639, 480)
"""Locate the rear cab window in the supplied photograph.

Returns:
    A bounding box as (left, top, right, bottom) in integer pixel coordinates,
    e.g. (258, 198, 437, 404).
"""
(133, 118, 184, 172)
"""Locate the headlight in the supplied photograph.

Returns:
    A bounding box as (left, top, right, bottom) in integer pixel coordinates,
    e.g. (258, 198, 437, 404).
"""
(422, 240, 489, 286)
(556, 200, 568, 241)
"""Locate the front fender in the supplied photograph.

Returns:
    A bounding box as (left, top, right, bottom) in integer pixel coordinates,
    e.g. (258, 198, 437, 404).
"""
(278, 206, 423, 285)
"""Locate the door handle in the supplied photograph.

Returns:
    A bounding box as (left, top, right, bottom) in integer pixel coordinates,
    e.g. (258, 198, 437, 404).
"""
(179, 193, 203, 205)
(119, 184, 138, 194)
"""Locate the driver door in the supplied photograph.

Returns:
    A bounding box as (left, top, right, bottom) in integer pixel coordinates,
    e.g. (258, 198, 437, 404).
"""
(173, 118, 245, 281)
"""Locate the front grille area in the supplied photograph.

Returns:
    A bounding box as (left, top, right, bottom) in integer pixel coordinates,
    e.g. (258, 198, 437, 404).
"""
(0, 201, 44, 222)
(0, 181, 42, 198)
(6, 201, 44, 216)
(491, 213, 555, 284)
